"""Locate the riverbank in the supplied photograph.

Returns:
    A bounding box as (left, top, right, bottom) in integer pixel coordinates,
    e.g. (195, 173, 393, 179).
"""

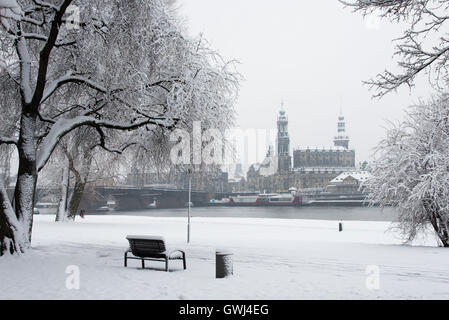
(0, 215, 448, 299)
(37, 206, 399, 222)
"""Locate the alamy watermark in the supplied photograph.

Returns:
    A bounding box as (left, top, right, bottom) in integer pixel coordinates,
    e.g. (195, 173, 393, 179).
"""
(170, 121, 277, 168)
(365, 265, 380, 290)
(65, 265, 80, 290)
(65, 5, 80, 30)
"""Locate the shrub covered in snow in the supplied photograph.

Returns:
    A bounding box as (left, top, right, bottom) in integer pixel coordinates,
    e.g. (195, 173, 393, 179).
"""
(366, 94, 449, 247)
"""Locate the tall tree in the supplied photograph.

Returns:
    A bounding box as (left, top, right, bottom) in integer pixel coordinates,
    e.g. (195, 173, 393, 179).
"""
(58, 127, 122, 220)
(366, 94, 449, 247)
(0, 0, 239, 255)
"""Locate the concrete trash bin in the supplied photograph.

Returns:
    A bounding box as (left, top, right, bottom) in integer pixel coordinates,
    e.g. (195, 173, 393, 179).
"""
(216, 250, 233, 278)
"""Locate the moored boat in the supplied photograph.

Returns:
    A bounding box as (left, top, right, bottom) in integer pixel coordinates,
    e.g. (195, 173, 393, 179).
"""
(228, 191, 302, 207)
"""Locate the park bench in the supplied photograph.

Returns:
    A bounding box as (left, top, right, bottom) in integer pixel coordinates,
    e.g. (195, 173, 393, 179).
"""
(124, 235, 186, 272)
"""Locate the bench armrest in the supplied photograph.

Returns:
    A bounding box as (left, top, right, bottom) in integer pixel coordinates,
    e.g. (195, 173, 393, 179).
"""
(168, 249, 185, 259)
(168, 249, 184, 254)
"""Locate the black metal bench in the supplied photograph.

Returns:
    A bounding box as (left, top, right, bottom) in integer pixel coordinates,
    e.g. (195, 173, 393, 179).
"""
(124, 235, 186, 272)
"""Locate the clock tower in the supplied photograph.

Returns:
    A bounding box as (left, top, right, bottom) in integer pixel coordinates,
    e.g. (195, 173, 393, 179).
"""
(277, 101, 291, 173)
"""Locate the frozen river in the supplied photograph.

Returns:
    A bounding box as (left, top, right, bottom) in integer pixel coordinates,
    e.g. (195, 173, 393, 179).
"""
(111, 206, 398, 221)
(38, 206, 399, 222)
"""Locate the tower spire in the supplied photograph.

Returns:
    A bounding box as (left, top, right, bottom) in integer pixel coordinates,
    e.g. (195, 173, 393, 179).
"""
(339, 96, 343, 115)
(277, 101, 291, 173)
(334, 109, 349, 149)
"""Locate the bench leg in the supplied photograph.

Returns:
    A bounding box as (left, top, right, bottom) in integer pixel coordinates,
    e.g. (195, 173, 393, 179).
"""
(183, 252, 186, 270)
(124, 252, 128, 267)
(142, 259, 145, 269)
(165, 259, 169, 272)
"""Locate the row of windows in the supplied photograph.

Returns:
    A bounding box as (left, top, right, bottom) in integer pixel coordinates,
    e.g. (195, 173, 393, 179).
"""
(295, 156, 354, 161)
(294, 154, 354, 159)
(294, 162, 355, 168)
(296, 152, 354, 156)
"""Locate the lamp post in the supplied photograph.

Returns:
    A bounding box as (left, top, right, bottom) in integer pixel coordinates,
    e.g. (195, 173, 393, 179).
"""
(187, 168, 192, 243)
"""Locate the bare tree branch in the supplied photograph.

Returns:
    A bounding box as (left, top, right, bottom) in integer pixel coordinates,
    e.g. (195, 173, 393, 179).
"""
(341, 0, 449, 97)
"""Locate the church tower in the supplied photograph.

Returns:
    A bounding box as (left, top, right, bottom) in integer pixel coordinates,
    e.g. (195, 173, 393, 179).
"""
(333, 110, 350, 149)
(277, 101, 291, 173)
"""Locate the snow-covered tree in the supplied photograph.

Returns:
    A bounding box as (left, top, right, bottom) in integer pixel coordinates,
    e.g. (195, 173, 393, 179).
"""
(38, 127, 122, 222)
(0, 0, 239, 255)
(341, 0, 449, 97)
(366, 94, 449, 247)
(59, 127, 123, 221)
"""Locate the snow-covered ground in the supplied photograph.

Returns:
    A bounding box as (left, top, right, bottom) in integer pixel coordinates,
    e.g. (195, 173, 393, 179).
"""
(1, 215, 448, 300)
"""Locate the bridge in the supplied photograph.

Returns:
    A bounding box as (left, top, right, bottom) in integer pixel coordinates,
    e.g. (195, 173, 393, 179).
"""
(25, 185, 238, 211)
(93, 185, 232, 210)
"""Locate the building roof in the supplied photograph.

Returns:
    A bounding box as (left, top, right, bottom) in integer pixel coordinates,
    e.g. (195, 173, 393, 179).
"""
(249, 146, 277, 177)
(330, 171, 371, 184)
(294, 146, 354, 152)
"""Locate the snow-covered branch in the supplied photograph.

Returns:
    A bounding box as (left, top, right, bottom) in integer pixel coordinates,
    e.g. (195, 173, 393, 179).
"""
(0, 136, 17, 145)
(40, 72, 107, 105)
(31, 0, 59, 11)
(36, 116, 170, 171)
(0, 0, 22, 22)
(22, 33, 75, 47)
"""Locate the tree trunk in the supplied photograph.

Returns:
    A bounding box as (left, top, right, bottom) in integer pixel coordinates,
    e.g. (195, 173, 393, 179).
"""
(67, 178, 86, 220)
(13, 113, 38, 245)
(56, 165, 69, 222)
(434, 225, 449, 248)
(0, 178, 27, 256)
(66, 153, 92, 220)
(436, 216, 449, 248)
(427, 204, 449, 248)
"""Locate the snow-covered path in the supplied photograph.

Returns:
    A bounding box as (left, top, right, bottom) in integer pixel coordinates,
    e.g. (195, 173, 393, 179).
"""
(1, 215, 448, 299)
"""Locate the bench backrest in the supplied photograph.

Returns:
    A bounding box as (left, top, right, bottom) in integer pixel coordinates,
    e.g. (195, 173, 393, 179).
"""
(126, 236, 167, 257)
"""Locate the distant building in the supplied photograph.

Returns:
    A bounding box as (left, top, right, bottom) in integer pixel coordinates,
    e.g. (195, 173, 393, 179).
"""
(233, 163, 245, 182)
(326, 171, 371, 193)
(293, 147, 355, 169)
(242, 104, 358, 193)
(246, 170, 340, 193)
(291, 169, 346, 191)
(293, 111, 355, 170)
(126, 166, 231, 193)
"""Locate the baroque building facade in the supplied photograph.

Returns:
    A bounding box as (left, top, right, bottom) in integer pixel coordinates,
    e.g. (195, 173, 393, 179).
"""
(293, 147, 355, 169)
(241, 103, 356, 193)
(293, 112, 355, 169)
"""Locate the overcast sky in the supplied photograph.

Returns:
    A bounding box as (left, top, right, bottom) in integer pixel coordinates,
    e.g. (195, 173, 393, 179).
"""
(178, 0, 434, 166)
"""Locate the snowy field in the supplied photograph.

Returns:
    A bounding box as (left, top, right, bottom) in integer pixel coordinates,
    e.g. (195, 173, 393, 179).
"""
(1, 215, 448, 300)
